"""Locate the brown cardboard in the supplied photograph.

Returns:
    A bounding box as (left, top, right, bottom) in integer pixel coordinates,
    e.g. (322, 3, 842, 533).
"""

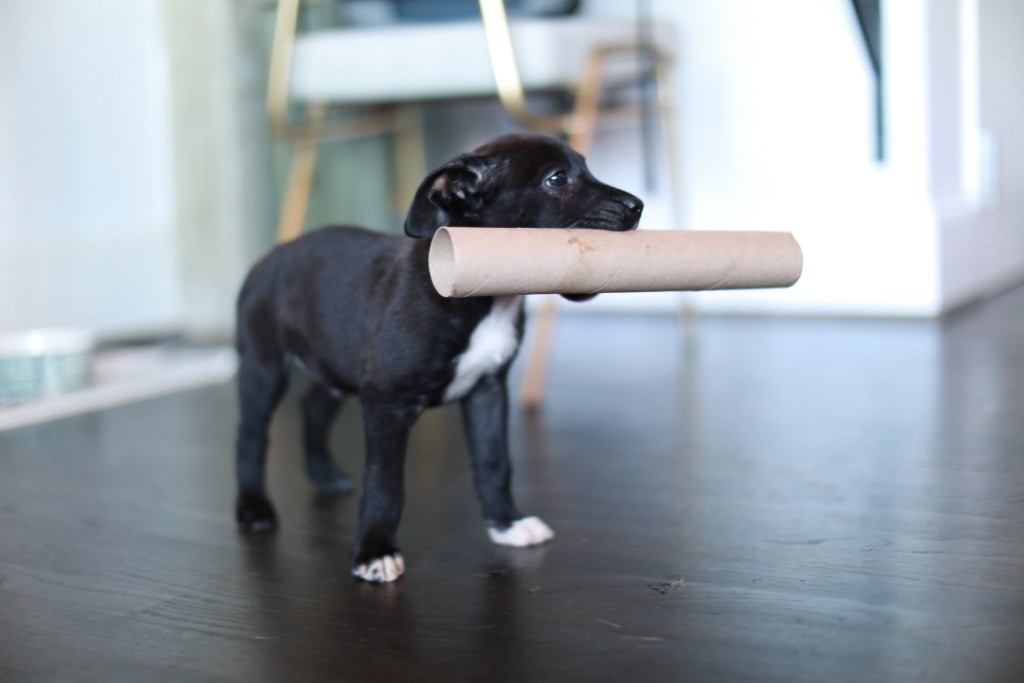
(429, 228, 803, 298)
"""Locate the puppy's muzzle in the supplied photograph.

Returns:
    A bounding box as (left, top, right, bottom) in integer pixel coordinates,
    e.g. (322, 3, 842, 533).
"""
(585, 190, 643, 231)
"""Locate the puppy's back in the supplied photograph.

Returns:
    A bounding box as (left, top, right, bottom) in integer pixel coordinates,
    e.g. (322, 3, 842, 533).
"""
(237, 226, 407, 345)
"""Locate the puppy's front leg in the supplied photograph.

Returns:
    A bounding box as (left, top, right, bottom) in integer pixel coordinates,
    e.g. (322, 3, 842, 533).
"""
(351, 400, 420, 583)
(460, 374, 554, 547)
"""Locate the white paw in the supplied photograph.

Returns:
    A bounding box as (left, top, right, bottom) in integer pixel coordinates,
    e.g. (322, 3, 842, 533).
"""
(488, 516, 555, 547)
(352, 553, 405, 583)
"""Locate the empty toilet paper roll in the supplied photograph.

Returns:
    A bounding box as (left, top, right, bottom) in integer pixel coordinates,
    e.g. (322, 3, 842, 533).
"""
(428, 228, 803, 298)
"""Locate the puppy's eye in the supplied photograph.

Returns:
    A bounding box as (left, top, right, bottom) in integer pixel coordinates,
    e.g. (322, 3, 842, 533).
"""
(545, 171, 568, 188)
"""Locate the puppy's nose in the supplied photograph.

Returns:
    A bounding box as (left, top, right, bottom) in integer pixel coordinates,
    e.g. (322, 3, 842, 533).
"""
(621, 195, 643, 216)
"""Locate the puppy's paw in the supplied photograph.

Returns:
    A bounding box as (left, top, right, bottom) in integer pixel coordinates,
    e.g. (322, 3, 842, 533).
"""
(236, 491, 278, 534)
(488, 516, 555, 547)
(307, 460, 355, 495)
(352, 554, 405, 583)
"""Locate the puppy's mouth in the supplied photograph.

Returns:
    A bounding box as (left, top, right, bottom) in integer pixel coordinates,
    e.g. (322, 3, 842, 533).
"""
(566, 197, 643, 231)
(565, 215, 640, 232)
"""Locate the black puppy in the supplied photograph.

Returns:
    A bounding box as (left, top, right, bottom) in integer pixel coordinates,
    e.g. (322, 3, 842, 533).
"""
(235, 132, 642, 582)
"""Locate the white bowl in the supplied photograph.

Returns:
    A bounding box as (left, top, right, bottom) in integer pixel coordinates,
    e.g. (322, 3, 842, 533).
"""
(0, 328, 96, 403)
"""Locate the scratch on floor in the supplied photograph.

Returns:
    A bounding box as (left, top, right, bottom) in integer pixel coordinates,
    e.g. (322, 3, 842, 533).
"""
(647, 577, 685, 595)
(647, 581, 688, 593)
(622, 635, 666, 642)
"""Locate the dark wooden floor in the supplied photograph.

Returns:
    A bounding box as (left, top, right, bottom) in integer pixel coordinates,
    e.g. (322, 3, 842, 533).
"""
(3, 287, 1024, 683)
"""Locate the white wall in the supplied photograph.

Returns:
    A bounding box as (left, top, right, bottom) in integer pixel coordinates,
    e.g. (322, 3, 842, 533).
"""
(581, 0, 1023, 316)
(0, 0, 281, 340)
(581, 0, 936, 315)
(163, 0, 279, 340)
(937, 0, 1024, 309)
(0, 0, 184, 337)
(676, 0, 940, 316)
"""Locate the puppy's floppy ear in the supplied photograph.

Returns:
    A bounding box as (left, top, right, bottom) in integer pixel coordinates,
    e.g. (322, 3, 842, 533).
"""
(404, 156, 492, 239)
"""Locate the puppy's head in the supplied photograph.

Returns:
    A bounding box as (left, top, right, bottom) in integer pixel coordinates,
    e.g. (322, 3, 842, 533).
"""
(404, 133, 643, 239)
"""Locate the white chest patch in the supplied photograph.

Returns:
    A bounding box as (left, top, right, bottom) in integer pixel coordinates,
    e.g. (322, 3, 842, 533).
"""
(443, 296, 523, 402)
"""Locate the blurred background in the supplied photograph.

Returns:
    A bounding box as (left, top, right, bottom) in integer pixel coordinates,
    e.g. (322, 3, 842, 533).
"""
(0, 0, 1021, 344)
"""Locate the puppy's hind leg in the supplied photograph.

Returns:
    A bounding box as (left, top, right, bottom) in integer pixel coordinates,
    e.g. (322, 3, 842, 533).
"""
(461, 374, 554, 548)
(302, 382, 354, 494)
(235, 352, 289, 533)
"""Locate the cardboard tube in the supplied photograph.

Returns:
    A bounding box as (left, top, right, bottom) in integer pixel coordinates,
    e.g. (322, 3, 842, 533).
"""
(429, 228, 803, 298)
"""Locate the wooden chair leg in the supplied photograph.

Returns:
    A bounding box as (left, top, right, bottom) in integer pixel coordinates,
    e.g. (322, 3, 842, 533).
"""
(651, 53, 699, 348)
(277, 141, 319, 243)
(519, 295, 559, 411)
(517, 48, 606, 410)
(391, 105, 428, 219)
(276, 104, 327, 244)
(518, 49, 684, 410)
